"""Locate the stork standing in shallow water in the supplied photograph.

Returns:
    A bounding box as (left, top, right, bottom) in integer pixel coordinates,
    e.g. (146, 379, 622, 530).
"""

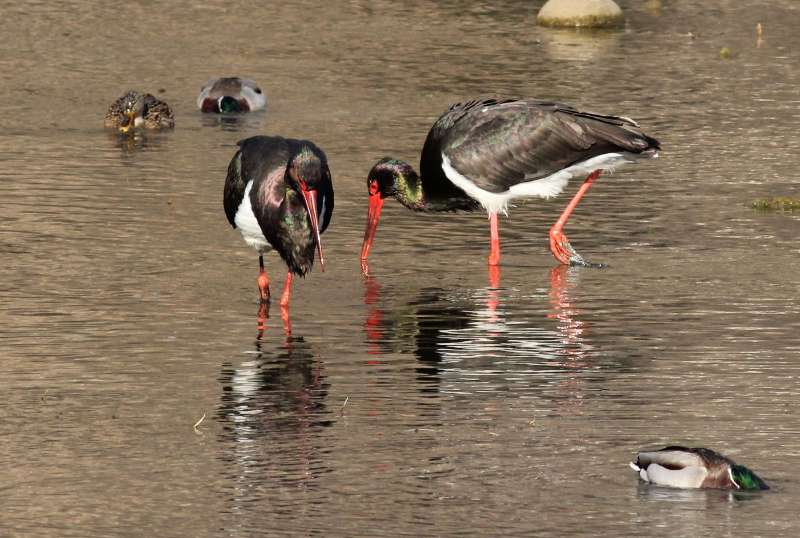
(360, 98, 660, 273)
(224, 136, 333, 307)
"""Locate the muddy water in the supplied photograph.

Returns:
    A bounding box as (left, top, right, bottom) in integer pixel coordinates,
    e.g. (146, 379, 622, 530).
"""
(2, 0, 800, 536)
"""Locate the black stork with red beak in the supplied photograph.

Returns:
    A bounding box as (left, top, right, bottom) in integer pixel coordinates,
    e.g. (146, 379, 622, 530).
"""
(224, 136, 333, 307)
(360, 98, 660, 272)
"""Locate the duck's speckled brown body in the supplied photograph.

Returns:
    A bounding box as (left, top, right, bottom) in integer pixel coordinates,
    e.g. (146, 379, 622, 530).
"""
(104, 90, 175, 131)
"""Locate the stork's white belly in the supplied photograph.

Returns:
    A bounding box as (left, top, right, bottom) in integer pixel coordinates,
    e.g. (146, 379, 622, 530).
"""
(235, 180, 271, 252)
(441, 151, 657, 215)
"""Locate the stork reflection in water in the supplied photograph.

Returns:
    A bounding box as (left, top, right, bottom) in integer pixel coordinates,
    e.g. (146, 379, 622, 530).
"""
(217, 324, 331, 528)
(362, 268, 596, 411)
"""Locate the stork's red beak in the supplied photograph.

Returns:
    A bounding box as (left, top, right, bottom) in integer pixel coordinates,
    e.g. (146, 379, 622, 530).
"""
(360, 192, 384, 273)
(300, 187, 325, 271)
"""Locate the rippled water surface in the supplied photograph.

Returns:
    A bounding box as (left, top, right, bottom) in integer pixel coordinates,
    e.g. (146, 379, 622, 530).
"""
(3, 1, 800, 536)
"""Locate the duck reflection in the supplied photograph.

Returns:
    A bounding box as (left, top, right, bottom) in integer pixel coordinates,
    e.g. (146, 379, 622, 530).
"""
(363, 265, 595, 407)
(200, 111, 266, 132)
(632, 480, 766, 533)
(106, 129, 170, 159)
(217, 318, 332, 509)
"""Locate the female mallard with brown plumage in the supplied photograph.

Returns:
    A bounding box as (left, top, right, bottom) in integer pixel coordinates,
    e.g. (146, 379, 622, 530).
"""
(630, 446, 769, 490)
(104, 90, 175, 132)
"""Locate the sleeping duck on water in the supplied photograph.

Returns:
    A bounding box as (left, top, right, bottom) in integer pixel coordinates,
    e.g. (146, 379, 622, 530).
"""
(630, 446, 769, 490)
(197, 77, 266, 113)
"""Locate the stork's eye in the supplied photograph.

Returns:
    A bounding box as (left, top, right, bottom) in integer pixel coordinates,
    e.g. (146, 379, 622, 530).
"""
(368, 179, 379, 196)
(254, 87, 262, 94)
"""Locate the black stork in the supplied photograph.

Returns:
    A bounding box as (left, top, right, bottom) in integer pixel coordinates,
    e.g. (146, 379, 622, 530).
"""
(360, 98, 660, 272)
(224, 136, 334, 307)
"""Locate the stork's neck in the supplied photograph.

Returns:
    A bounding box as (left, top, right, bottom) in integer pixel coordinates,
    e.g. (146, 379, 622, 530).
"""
(392, 166, 427, 210)
(379, 157, 476, 212)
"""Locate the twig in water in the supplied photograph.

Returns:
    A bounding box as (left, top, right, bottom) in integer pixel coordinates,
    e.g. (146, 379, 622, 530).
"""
(193, 413, 206, 434)
(339, 396, 350, 417)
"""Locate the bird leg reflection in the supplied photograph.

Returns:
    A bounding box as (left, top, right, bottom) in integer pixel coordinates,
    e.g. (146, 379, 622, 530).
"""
(281, 304, 292, 336)
(547, 264, 591, 413)
(255, 299, 292, 341)
(547, 265, 586, 358)
(257, 302, 269, 337)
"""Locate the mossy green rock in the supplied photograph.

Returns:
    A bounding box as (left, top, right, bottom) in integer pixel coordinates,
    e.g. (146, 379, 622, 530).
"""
(537, 0, 624, 28)
(752, 196, 800, 211)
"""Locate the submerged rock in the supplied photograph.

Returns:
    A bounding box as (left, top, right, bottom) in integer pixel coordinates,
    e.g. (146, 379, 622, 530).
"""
(752, 196, 800, 211)
(537, 0, 624, 28)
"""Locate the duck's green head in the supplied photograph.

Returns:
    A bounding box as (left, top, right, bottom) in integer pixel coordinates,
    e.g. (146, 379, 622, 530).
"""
(730, 464, 769, 490)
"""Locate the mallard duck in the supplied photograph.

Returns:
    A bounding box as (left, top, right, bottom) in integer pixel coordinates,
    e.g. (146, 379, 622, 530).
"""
(197, 77, 266, 113)
(104, 90, 175, 132)
(630, 446, 769, 490)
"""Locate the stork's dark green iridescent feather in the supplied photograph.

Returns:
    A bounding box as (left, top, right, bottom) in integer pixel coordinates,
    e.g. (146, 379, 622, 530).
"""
(224, 136, 333, 276)
(368, 97, 659, 210)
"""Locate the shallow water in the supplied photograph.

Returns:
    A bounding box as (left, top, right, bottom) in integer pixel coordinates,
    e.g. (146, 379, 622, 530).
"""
(2, 0, 800, 536)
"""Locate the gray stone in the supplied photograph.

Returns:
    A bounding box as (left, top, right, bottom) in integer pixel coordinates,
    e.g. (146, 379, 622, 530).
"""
(537, 0, 624, 28)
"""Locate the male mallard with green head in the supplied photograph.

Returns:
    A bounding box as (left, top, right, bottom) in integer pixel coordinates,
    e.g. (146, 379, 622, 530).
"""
(630, 446, 769, 490)
(197, 77, 266, 113)
(104, 90, 175, 132)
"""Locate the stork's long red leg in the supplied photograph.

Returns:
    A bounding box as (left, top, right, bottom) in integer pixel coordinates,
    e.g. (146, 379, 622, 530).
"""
(257, 255, 270, 302)
(549, 170, 605, 267)
(488, 212, 501, 266)
(279, 271, 294, 307)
